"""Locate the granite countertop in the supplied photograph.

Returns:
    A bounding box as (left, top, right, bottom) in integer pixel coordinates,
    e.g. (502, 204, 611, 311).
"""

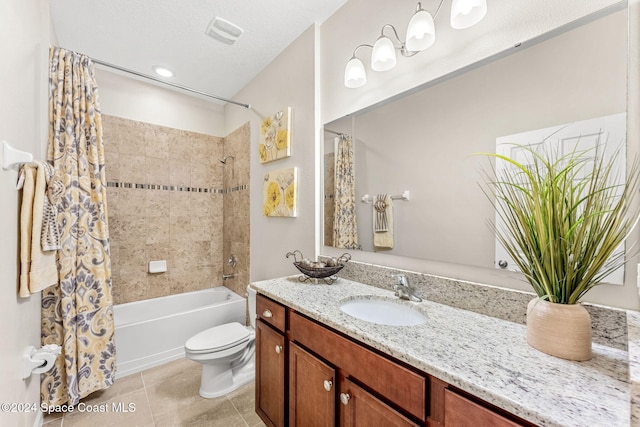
(251, 276, 630, 427)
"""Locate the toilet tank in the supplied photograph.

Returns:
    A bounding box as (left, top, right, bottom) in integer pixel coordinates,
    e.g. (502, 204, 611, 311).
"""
(247, 285, 257, 328)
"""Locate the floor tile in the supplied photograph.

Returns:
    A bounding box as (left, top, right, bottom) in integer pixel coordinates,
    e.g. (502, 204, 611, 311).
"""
(228, 382, 261, 426)
(141, 357, 200, 386)
(153, 394, 246, 427)
(61, 389, 154, 427)
(41, 416, 63, 427)
(48, 357, 264, 426)
(82, 372, 144, 405)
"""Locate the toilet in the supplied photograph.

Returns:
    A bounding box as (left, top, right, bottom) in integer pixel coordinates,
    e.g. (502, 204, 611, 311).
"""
(185, 286, 257, 398)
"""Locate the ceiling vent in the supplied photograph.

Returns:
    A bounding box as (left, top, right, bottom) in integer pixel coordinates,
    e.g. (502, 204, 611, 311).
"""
(205, 17, 243, 45)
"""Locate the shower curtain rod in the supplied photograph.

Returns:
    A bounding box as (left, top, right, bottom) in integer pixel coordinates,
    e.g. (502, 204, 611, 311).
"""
(92, 59, 251, 109)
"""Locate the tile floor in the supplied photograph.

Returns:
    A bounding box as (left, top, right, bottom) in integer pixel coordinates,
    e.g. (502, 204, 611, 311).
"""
(42, 358, 266, 427)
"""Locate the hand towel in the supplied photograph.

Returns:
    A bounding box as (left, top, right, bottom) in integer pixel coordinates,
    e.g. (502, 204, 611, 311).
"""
(41, 161, 62, 251)
(373, 194, 394, 249)
(18, 162, 59, 297)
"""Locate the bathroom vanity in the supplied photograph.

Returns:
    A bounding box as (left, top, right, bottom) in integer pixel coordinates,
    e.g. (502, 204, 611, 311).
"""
(252, 276, 630, 427)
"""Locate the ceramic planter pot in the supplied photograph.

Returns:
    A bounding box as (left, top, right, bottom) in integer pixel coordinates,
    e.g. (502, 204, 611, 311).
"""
(526, 298, 592, 361)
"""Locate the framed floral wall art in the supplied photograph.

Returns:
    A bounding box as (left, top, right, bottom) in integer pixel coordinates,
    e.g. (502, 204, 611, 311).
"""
(263, 167, 298, 217)
(259, 107, 291, 163)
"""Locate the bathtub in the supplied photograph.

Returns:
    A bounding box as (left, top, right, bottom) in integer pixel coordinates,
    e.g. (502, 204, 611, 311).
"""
(113, 286, 246, 378)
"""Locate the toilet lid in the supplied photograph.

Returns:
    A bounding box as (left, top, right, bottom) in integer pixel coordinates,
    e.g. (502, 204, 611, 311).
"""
(185, 322, 251, 353)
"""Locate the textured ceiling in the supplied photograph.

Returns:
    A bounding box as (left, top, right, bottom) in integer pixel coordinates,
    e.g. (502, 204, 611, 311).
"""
(50, 0, 348, 104)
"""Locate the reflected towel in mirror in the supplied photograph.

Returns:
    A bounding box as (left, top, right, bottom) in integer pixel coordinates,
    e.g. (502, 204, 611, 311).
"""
(373, 194, 393, 249)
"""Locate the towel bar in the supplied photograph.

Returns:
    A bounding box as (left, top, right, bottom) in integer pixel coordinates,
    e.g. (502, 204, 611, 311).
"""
(2, 141, 33, 170)
(361, 191, 410, 203)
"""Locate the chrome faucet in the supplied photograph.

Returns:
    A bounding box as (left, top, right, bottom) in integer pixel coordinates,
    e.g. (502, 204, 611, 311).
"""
(393, 274, 422, 302)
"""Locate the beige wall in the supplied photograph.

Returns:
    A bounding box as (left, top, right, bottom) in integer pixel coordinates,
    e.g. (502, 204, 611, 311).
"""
(221, 123, 251, 298)
(343, 10, 626, 265)
(103, 115, 222, 304)
(319, 0, 640, 310)
(3, 2, 636, 425)
(97, 69, 226, 136)
(0, 0, 49, 426)
(98, 68, 250, 304)
(226, 26, 318, 281)
(320, 0, 625, 123)
(102, 115, 250, 304)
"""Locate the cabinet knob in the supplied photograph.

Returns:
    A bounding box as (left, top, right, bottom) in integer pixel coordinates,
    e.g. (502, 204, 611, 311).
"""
(262, 309, 273, 318)
(340, 393, 350, 406)
(323, 380, 333, 392)
(275, 345, 283, 354)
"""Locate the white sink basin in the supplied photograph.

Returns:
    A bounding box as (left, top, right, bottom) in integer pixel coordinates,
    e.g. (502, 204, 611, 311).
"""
(340, 298, 427, 326)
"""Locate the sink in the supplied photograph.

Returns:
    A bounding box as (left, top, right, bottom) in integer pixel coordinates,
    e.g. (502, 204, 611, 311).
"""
(340, 298, 427, 326)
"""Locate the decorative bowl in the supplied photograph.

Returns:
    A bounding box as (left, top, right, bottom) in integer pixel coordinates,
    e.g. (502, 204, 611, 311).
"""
(285, 250, 351, 283)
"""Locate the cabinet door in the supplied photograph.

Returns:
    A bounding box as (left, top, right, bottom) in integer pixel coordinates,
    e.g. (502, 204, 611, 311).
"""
(444, 389, 525, 427)
(289, 342, 336, 427)
(339, 377, 420, 427)
(256, 320, 286, 427)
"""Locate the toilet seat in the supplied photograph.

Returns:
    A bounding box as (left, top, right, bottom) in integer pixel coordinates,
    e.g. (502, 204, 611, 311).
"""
(185, 322, 251, 354)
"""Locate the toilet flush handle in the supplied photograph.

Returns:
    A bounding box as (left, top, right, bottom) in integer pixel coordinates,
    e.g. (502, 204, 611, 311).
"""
(262, 309, 273, 318)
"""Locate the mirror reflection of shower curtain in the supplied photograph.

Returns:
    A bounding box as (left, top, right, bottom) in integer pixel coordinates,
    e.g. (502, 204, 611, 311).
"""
(333, 135, 359, 249)
(41, 46, 116, 406)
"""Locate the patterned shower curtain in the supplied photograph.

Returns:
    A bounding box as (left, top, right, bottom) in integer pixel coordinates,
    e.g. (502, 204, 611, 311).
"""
(333, 135, 359, 249)
(41, 47, 116, 406)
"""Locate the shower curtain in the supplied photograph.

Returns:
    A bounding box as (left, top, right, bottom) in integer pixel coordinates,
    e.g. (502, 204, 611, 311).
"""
(41, 47, 116, 406)
(333, 135, 359, 249)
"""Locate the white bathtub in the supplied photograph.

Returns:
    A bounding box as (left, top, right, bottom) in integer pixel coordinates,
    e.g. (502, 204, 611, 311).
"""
(114, 286, 246, 378)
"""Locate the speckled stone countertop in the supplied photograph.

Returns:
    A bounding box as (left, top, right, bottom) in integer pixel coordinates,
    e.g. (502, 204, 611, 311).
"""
(251, 276, 630, 427)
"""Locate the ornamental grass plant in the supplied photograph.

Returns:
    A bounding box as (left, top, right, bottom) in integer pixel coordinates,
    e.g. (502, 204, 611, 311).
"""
(481, 143, 640, 304)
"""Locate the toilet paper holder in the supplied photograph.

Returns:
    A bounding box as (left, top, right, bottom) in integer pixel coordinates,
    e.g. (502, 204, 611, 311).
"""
(22, 344, 61, 379)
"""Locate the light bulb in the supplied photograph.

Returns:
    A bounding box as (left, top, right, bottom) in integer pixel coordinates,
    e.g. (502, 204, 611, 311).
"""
(344, 57, 367, 88)
(371, 36, 397, 71)
(152, 66, 174, 78)
(406, 9, 435, 52)
(450, 0, 487, 29)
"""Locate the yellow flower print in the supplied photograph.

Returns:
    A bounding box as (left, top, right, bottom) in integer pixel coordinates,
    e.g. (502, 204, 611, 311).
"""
(285, 182, 296, 210)
(276, 129, 288, 151)
(259, 144, 267, 162)
(263, 181, 281, 216)
(261, 117, 273, 135)
(263, 202, 273, 216)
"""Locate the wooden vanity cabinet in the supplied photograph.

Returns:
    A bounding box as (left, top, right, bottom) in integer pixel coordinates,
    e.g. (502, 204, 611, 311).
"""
(256, 295, 287, 427)
(288, 311, 426, 426)
(443, 389, 531, 427)
(289, 343, 336, 427)
(254, 293, 536, 427)
(339, 376, 420, 427)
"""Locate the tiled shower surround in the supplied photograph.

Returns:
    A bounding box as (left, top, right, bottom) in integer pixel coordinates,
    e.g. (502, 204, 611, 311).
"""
(103, 115, 249, 304)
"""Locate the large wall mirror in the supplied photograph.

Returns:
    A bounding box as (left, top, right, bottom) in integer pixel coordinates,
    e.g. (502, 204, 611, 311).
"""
(323, 7, 628, 270)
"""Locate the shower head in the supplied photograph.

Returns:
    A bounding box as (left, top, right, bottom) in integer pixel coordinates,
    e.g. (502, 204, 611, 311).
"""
(220, 155, 235, 164)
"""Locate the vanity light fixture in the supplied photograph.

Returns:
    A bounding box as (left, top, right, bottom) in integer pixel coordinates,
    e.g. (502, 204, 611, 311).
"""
(451, 0, 487, 29)
(152, 66, 174, 78)
(344, 0, 487, 88)
(344, 45, 371, 88)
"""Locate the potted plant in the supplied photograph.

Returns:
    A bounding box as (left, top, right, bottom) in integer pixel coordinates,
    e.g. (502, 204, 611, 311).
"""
(480, 142, 640, 360)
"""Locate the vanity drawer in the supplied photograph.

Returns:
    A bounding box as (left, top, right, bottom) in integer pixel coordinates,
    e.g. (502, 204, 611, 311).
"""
(444, 389, 526, 427)
(256, 294, 286, 332)
(289, 311, 426, 421)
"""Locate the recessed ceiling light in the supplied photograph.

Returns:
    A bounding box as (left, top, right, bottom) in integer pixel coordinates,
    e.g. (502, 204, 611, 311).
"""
(152, 66, 174, 78)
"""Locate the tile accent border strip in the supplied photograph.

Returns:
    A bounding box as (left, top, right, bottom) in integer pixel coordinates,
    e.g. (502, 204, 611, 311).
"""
(107, 181, 247, 194)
